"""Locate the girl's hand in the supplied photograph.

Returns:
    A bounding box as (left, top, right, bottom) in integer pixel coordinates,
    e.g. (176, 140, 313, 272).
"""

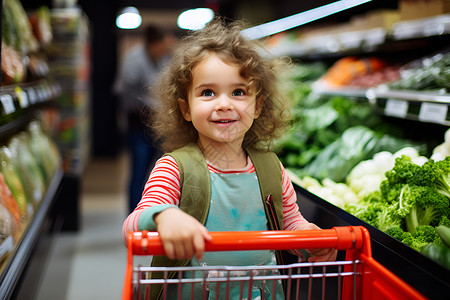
(154, 208, 212, 260)
(295, 223, 338, 262)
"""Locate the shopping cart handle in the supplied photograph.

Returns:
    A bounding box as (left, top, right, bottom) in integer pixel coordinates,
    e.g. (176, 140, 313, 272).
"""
(128, 226, 368, 256)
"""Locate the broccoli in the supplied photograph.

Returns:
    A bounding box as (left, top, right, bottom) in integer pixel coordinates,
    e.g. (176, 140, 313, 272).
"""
(395, 184, 449, 234)
(378, 156, 450, 235)
(345, 154, 450, 254)
(435, 157, 450, 199)
(379, 180, 402, 204)
(439, 215, 450, 227)
(385, 226, 411, 241)
(402, 225, 442, 252)
(384, 156, 421, 187)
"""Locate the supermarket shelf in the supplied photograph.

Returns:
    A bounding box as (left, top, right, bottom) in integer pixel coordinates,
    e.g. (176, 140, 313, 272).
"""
(315, 88, 369, 99)
(370, 89, 450, 103)
(268, 14, 450, 58)
(295, 184, 450, 300)
(392, 14, 450, 40)
(0, 167, 63, 300)
(317, 87, 450, 126)
(0, 80, 61, 116)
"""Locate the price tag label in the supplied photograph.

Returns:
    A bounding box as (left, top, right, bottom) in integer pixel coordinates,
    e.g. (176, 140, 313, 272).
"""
(15, 86, 29, 108)
(0, 94, 16, 114)
(419, 102, 448, 123)
(27, 87, 38, 104)
(44, 86, 52, 100)
(385, 99, 408, 118)
(37, 87, 46, 102)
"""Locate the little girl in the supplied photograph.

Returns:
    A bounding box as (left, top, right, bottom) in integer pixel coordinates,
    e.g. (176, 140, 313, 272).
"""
(123, 18, 336, 299)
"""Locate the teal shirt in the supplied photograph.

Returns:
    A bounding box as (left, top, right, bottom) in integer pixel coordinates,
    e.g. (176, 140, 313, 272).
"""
(170, 171, 284, 299)
(194, 172, 271, 266)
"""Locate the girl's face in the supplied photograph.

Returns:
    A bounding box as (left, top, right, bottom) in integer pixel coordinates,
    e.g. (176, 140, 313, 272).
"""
(179, 54, 261, 150)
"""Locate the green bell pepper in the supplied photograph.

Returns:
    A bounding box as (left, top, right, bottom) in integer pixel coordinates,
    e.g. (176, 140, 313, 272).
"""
(421, 243, 450, 269)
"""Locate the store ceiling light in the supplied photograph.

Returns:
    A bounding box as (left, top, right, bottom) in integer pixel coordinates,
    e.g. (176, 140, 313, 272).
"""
(241, 0, 372, 40)
(177, 8, 214, 30)
(116, 6, 142, 30)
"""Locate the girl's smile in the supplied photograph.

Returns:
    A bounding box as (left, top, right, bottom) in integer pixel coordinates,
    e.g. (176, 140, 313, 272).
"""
(211, 119, 236, 126)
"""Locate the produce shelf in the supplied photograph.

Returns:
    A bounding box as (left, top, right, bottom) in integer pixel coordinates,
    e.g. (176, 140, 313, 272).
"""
(370, 89, 450, 126)
(392, 14, 450, 40)
(268, 14, 450, 58)
(295, 184, 450, 300)
(0, 166, 63, 299)
(316, 87, 450, 126)
(0, 80, 61, 125)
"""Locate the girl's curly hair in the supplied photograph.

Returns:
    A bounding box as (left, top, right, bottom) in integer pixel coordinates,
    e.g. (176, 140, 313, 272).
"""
(149, 17, 292, 153)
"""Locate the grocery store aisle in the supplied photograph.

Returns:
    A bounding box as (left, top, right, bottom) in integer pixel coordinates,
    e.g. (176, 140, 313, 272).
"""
(36, 153, 130, 300)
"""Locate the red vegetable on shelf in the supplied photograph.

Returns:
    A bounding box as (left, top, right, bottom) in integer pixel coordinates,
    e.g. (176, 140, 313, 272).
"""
(0, 172, 22, 225)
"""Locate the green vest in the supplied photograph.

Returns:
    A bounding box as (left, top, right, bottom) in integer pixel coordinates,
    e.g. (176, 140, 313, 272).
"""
(149, 143, 285, 299)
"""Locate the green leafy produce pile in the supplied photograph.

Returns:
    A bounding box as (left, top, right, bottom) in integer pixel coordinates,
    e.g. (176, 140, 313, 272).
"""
(388, 50, 450, 92)
(346, 155, 450, 256)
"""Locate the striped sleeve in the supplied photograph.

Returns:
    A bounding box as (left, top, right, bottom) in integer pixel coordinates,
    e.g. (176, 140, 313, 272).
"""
(122, 155, 181, 242)
(280, 162, 309, 230)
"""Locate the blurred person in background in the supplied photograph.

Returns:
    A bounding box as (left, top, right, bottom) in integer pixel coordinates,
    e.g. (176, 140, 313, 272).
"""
(114, 24, 174, 213)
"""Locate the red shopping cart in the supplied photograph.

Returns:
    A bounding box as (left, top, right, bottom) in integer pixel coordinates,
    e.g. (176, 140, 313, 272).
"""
(122, 226, 427, 300)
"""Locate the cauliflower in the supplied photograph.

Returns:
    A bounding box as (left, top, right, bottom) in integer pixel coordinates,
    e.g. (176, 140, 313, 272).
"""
(348, 173, 385, 199)
(431, 128, 450, 161)
(394, 147, 420, 159)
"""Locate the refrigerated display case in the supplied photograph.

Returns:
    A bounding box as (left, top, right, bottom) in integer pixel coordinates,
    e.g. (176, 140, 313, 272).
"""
(0, 1, 79, 298)
(0, 84, 63, 300)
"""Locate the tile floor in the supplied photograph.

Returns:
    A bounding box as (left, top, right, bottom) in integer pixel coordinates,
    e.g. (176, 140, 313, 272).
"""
(36, 153, 131, 300)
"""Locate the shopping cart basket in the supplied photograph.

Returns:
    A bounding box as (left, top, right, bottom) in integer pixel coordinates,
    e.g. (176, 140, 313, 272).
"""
(122, 226, 426, 300)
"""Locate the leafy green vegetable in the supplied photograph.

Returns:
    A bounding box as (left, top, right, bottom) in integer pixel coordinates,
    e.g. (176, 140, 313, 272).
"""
(435, 158, 450, 198)
(402, 225, 443, 252)
(385, 226, 412, 242)
(346, 155, 450, 259)
(381, 156, 450, 234)
(275, 62, 395, 172)
(304, 126, 424, 182)
(389, 50, 450, 92)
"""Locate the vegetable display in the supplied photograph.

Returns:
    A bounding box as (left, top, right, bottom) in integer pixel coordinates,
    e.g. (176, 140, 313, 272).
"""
(275, 63, 426, 183)
(346, 155, 450, 254)
(1, 1, 52, 86)
(302, 126, 424, 182)
(277, 59, 450, 270)
(347, 147, 427, 200)
(388, 50, 450, 92)
(0, 146, 29, 218)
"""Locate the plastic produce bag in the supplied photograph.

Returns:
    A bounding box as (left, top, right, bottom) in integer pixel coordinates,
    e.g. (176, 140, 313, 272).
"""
(0, 146, 30, 218)
(14, 133, 46, 206)
(27, 120, 59, 185)
(0, 172, 22, 225)
(0, 202, 15, 262)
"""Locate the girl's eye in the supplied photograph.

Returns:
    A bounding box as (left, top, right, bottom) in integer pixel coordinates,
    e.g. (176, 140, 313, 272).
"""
(201, 89, 215, 97)
(232, 89, 245, 97)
